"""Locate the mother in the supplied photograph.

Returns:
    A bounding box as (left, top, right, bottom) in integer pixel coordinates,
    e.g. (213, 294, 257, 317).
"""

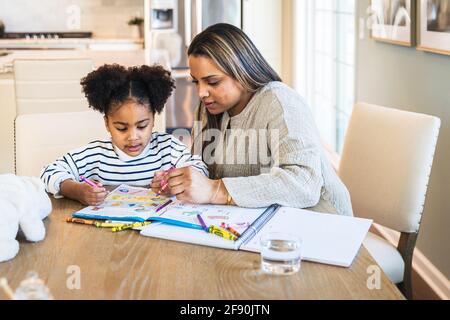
(151, 23, 353, 216)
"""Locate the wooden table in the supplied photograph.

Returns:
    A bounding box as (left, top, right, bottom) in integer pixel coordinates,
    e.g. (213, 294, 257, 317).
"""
(0, 198, 404, 300)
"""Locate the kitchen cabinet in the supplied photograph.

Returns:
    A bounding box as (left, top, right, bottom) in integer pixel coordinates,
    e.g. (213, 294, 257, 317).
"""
(0, 74, 16, 174)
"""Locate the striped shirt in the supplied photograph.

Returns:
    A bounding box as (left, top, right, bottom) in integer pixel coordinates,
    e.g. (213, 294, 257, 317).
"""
(41, 132, 208, 198)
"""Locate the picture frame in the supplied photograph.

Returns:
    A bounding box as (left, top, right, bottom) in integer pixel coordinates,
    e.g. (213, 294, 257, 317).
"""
(417, 0, 450, 55)
(370, 0, 416, 46)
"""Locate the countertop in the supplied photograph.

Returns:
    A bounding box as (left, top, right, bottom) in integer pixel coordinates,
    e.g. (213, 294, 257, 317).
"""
(0, 49, 146, 74)
(0, 38, 144, 50)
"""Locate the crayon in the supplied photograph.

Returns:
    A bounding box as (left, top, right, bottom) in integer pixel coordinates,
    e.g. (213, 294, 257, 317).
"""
(66, 217, 97, 225)
(79, 175, 98, 188)
(197, 214, 209, 231)
(208, 225, 237, 241)
(95, 221, 127, 228)
(156, 199, 173, 213)
(111, 221, 151, 233)
(226, 226, 241, 238)
(156, 167, 175, 196)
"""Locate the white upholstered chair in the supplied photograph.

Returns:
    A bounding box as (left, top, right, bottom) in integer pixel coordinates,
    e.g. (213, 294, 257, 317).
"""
(13, 59, 93, 114)
(15, 111, 108, 177)
(339, 102, 441, 300)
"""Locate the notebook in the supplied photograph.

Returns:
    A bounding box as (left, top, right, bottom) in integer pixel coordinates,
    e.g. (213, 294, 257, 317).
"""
(73, 184, 278, 232)
(141, 206, 373, 267)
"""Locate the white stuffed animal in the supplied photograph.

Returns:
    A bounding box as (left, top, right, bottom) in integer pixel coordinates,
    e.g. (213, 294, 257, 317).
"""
(0, 174, 52, 263)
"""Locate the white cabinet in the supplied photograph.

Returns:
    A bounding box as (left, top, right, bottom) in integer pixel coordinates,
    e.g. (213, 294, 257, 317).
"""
(0, 75, 16, 174)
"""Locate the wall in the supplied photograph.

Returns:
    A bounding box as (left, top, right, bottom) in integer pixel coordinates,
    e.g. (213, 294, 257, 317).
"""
(356, 0, 450, 278)
(0, 0, 143, 38)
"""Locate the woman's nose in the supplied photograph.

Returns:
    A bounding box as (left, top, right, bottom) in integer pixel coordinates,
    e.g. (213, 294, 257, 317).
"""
(197, 82, 209, 99)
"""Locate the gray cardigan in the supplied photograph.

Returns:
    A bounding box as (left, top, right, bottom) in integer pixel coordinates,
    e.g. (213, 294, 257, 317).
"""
(192, 82, 353, 216)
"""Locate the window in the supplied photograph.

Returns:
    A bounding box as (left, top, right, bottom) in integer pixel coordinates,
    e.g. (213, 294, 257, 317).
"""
(294, 0, 355, 153)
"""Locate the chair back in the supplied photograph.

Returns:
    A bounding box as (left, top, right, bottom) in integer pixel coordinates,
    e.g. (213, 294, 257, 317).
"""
(15, 111, 108, 177)
(339, 102, 440, 233)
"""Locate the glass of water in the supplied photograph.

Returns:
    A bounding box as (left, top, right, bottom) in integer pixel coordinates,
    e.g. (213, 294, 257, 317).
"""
(260, 232, 302, 275)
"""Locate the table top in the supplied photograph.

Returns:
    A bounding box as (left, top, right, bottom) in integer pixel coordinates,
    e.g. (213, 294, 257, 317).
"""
(0, 198, 405, 300)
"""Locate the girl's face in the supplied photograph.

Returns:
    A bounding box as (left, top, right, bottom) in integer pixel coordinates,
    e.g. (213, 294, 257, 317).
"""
(104, 100, 154, 157)
(188, 55, 252, 117)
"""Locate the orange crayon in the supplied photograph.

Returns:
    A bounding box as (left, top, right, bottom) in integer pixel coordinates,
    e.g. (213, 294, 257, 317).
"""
(66, 217, 97, 225)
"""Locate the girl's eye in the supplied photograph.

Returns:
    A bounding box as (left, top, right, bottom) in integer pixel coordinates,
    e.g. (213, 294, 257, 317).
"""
(116, 128, 127, 132)
(137, 125, 148, 130)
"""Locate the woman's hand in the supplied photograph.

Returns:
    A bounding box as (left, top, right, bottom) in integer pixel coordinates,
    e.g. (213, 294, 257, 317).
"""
(165, 167, 227, 204)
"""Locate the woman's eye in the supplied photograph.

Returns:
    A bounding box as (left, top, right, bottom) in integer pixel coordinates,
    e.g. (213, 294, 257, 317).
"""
(208, 81, 220, 86)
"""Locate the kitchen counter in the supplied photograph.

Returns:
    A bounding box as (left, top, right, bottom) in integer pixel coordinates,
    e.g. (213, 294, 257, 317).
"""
(0, 49, 146, 74)
(0, 38, 144, 50)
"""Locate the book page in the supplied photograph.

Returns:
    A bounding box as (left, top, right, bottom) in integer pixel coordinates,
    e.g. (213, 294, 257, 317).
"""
(157, 202, 264, 233)
(74, 184, 170, 221)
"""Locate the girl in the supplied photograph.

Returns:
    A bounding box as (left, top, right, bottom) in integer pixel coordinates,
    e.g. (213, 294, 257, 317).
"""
(41, 64, 208, 206)
(151, 23, 353, 216)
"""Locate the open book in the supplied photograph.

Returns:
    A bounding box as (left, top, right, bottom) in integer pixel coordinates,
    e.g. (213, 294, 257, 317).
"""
(73, 184, 278, 233)
(141, 206, 373, 268)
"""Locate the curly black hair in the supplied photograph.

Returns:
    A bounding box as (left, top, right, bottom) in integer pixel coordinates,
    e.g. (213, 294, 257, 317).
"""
(80, 64, 175, 115)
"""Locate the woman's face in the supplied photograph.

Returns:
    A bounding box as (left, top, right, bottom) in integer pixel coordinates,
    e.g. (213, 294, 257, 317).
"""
(188, 55, 251, 117)
(104, 100, 154, 157)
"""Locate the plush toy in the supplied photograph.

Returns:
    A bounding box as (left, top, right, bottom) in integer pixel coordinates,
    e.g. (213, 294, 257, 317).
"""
(0, 174, 52, 263)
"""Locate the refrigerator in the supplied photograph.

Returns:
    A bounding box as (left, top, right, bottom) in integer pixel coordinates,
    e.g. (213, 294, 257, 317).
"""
(148, 0, 242, 131)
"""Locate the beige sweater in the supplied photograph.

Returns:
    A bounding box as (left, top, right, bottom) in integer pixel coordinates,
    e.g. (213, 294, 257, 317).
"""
(192, 82, 353, 216)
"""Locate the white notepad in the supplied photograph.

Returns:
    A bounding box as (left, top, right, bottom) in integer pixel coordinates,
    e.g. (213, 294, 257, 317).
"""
(241, 207, 373, 267)
(141, 206, 372, 267)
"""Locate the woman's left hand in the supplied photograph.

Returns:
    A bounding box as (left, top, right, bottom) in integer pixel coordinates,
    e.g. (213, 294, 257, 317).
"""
(166, 167, 223, 204)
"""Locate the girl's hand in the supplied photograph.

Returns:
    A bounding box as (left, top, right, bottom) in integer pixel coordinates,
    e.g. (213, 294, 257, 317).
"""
(77, 181, 108, 206)
(166, 167, 226, 204)
(151, 171, 171, 196)
(60, 179, 108, 206)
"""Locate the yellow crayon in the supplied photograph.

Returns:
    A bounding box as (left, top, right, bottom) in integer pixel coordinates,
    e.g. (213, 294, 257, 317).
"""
(208, 225, 237, 241)
(111, 221, 151, 233)
(95, 221, 127, 228)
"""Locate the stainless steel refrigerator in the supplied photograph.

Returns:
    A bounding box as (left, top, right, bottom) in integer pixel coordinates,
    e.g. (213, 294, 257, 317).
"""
(149, 0, 242, 131)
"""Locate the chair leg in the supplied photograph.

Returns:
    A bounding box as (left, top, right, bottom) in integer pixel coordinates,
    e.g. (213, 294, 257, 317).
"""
(397, 232, 418, 300)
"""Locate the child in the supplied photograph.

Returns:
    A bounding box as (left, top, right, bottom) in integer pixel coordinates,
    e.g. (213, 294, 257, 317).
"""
(40, 64, 208, 206)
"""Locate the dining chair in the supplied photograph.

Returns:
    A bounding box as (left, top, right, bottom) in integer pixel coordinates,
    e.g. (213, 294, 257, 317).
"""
(15, 110, 108, 177)
(338, 102, 441, 299)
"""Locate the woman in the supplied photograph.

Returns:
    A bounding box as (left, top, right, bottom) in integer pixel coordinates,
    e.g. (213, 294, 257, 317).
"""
(151, 23, 353, 216)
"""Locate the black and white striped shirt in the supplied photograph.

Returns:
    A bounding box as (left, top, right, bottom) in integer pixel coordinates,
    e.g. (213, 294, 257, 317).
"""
(40, 132, 208, 198)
